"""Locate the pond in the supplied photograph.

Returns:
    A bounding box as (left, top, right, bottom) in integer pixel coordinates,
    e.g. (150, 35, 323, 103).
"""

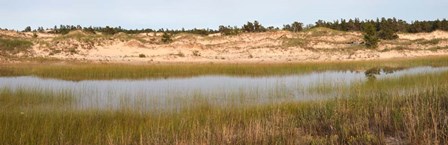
(1, 66, 447, 111)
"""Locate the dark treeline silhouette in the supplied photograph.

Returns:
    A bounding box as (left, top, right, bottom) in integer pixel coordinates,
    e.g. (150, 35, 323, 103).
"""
(18, 18, 448, 36)
(45, 25, 219, 35)
(314, 18, 448, 34)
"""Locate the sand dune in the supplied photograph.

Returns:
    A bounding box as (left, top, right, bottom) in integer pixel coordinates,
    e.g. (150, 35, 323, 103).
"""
(1, 28, 448, 63)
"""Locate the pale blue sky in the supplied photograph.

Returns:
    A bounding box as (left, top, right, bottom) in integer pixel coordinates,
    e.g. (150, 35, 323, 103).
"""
(0, 0, 447, 30)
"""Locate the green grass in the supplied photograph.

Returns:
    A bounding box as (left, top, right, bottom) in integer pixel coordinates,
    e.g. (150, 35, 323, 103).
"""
(304, 27, 346, 37)
(0, 38, 33, 54)
(1, 56, 448, 144)
(0, 87, 74, 110)
(282, 37, 307, 48)
(0, 71, 447, 144)
(1, 56, 448, 80)
(414, 38, 443, 45)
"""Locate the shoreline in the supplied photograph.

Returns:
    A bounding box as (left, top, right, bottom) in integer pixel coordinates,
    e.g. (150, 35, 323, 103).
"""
(2, 53, 448, 65)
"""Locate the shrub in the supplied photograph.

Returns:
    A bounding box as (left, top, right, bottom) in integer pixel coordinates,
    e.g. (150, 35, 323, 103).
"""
(283, 21, 303, 32)
(139, 54, 146, 58)
(378, 27, 398, 40)
(176, 51, 185, 57)
(192, 50, 201, 56)
(363, 23, 379, 48)
(0, 38, 33, 54)
(161, 32, 173, 44)
(219, 25, 240, 35)
(23, 26, 32, 32)
(68, 48, 78, 55)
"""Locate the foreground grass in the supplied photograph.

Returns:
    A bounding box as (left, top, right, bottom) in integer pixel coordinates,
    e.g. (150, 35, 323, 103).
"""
(1, 56, 448, 80)
(1, 71, 448, 144)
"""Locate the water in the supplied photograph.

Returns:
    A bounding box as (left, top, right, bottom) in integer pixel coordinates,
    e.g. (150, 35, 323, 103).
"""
(1, 66, 447, 110)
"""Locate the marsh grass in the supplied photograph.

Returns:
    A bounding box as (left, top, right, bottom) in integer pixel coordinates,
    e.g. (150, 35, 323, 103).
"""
(2, 56, 448, 81)
(0, 87, 74, 109)
(1, 57, 448, 144)
(0, 70, 448, 144)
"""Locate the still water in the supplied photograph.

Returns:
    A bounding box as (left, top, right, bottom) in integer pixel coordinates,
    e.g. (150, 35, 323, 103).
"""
(1, 66, 447, 110)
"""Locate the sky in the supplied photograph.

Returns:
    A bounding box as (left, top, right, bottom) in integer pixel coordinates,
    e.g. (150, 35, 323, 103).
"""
(0, 0, 447, 30)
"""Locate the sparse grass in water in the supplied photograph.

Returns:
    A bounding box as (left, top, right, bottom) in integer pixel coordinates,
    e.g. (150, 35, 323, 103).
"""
(1, 57, 448, 144)
(0, 87, 74, 110)
(0, 71, 448, 144)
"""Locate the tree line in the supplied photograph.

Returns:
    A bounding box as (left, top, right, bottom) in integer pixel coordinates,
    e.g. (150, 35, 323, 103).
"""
(17, 21, 302, 36)
(19, 25, 220, 36)
(15, 18, 448, 36)
(314, 18, 448, 34)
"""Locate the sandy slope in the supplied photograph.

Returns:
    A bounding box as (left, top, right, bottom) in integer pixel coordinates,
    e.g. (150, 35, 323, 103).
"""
(1, 28, 448, 63)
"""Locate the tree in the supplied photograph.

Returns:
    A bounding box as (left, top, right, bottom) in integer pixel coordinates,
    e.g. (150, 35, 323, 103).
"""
(219, 25, 239, 35)
(253, 21, 266, 32)
(283, 21, 303, 32)
(37, 27, 45, 33)
(291, 21, 303, 32)
(378, 18, 399, 40)
(84, 26, 96, 34)
(23, 26, 32, 32)
(161, 32, 173, 44)
(102, 26, 117, 35)
(282, 24, 291, 31)
(363, 23, 379, 48)
(378, 26, 398, 40)
(242, 21, 255, 32)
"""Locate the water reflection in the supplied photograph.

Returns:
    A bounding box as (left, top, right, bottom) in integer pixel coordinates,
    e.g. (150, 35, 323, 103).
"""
(0, 66, 447, 110)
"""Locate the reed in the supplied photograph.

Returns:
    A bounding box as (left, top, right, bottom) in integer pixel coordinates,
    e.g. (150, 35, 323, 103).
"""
(0, 70, 447, 144)
(1, 55, 448, 80)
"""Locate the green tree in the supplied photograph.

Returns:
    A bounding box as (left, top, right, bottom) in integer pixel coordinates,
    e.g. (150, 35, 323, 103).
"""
(378, 27, 398, 40)
(378, 18, 399, 40)
(363, 23, 379, 48)
(23, 26, 32, 32)
(84, 26, 96, 34)
(37, 27, 45, 33)
(253, 21, 266, 32)
(102, 26, 117, 35)
(283, 21, 303, 32)
(161, 32, 173, 44)
(242, 22, 255, 32)
(291, 21, 303, 32)
(219, 25, 240, 35)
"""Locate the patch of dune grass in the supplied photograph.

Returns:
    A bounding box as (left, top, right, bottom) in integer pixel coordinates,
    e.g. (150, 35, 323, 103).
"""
(282, 37, 307, 48)
(304, 27, 346, 37)
(0, 38, 33, 54)
(52, 31, 148, 45)
(53, 31, 103, 43)
(414, 38, 444, 45)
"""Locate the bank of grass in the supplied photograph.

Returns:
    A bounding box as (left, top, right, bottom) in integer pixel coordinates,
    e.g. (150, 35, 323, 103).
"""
(0, 70, 447, 144)
(0, 38, 33, 54)
(1, 56, 448, 80)
(0, 87, 74, 110)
